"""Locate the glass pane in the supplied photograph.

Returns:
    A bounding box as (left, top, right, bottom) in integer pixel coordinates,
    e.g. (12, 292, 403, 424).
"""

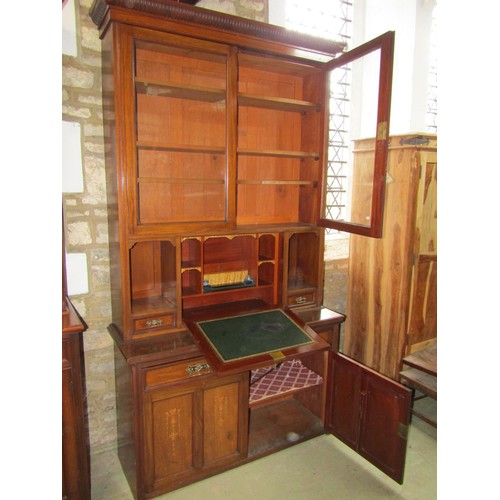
(324, 48, 381, 228)
(320, 31, 394, 237)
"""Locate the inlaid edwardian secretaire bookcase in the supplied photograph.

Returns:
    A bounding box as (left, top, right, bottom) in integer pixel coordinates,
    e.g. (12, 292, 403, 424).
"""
(89, 1, 412, 497)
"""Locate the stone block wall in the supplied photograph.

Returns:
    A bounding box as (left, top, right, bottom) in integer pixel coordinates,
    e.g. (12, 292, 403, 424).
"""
(62, 0, 267, 456)
(198, 0, 266, 19)
(63, 0, 115, 453)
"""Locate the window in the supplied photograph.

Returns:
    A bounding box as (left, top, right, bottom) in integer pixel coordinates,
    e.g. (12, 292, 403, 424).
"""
(426, 4, 437, 133)
(279, 0, 438, 230)
(284, 1, 353, 230)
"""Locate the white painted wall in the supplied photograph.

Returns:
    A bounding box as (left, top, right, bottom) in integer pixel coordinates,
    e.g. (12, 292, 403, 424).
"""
(65, 253, 89, 295)
(268, 0, 286, 25)
(268, 0, 436, 136)
(62, 0, 78, 57)
(62, 0, 89, 297)
(62, 120, 84, 193)
(352, 0, 436, 135)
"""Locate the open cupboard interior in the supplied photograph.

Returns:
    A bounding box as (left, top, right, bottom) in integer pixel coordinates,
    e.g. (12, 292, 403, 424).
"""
(90, 1, 416, 498)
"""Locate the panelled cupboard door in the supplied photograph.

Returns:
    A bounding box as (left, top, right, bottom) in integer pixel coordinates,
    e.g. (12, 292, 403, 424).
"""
(142, 372, 248, 496)
(143, 382, 201, 493)
(203, 381, 243, 466)
(62, 332, 90, 500)
(327, 352, 412, 484)
(62, 361, 79, 500)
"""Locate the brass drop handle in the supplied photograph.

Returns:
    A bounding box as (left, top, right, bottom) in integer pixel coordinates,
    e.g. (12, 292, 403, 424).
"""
(295, 296, 307, 304)
(186, 362, 211, 376)
(146, 319, 163, 328)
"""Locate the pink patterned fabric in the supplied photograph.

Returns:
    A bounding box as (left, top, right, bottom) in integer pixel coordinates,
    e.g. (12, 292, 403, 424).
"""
(249, 359, 323, 404)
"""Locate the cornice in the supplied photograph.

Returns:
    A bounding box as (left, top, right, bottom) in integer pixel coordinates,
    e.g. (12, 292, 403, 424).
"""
(89, 0, 345, 57)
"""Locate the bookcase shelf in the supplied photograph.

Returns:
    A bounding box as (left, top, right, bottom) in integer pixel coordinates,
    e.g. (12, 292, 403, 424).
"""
(237, 149, 319, 160)
(137, 142, 226, 154)
(136, 79, 226, 102)
(239, 93, 319, 113)
(238, 179, 317, 186)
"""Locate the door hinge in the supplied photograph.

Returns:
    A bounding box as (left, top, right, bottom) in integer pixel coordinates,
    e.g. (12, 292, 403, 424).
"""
(397, 422, 409, 440)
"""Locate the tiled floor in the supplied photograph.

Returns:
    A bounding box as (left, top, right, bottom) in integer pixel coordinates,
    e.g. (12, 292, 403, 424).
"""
(91, 403, 437, 500)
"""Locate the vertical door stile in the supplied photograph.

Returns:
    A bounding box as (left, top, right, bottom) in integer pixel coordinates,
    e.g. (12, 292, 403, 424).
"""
(227, 46, 239, 227)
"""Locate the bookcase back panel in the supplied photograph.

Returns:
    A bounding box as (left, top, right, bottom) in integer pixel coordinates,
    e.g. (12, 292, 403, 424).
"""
(139, 183, 226, 224)
(137, 95, 226, 147)
(237, 190, 300, 226)
(137, 150, 226, 224)
(138, 150, 225, 180)
(238, 107, 301, 151)
(136, 43, 227, 90)
(238, 67, 304, 100)
(238, 156, 301, 182)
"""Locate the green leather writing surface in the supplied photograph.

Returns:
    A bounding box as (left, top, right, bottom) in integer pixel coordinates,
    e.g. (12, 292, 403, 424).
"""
(196, 309, 313, 362)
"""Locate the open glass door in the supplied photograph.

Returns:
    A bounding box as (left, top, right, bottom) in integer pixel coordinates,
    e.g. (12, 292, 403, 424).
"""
(319, 31, 395, 238)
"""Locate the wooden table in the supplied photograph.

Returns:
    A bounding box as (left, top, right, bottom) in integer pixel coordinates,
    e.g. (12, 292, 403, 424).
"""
(399, 340, 437, 427)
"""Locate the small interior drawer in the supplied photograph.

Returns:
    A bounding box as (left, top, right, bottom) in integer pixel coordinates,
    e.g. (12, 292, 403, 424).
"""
(287, 291, 315, 307)
(134, 313, 175, 332)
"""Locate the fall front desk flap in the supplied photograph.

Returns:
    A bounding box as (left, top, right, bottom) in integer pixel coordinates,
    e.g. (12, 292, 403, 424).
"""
(187, 308, 329, 375)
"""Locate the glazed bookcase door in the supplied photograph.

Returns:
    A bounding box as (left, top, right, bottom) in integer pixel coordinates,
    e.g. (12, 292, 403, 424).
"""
(319, 31, 395, 238)
(124, 26, 235, 236)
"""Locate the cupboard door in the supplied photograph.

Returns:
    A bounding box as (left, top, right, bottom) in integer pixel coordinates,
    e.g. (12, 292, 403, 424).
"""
(319, 31, 395, 237)
(326, 351, 363, 449)
(203, 378, 246, 466)
(143, 370, 248, 495)
(144, 383, 202, 493)
(62, 334, 90, 500)
(327, 352, 411, 484)
(62, 361, 82, 500)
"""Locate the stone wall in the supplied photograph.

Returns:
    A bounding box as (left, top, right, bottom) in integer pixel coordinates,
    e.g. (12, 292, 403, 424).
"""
(62, 0, 267, 456)
(63, 0, 115, 453)
(198, 0, 266, 19)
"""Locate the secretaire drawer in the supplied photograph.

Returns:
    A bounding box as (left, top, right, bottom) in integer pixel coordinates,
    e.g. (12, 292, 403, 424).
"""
(145, 358, 213, 389)
(287, 290, 316, 307)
